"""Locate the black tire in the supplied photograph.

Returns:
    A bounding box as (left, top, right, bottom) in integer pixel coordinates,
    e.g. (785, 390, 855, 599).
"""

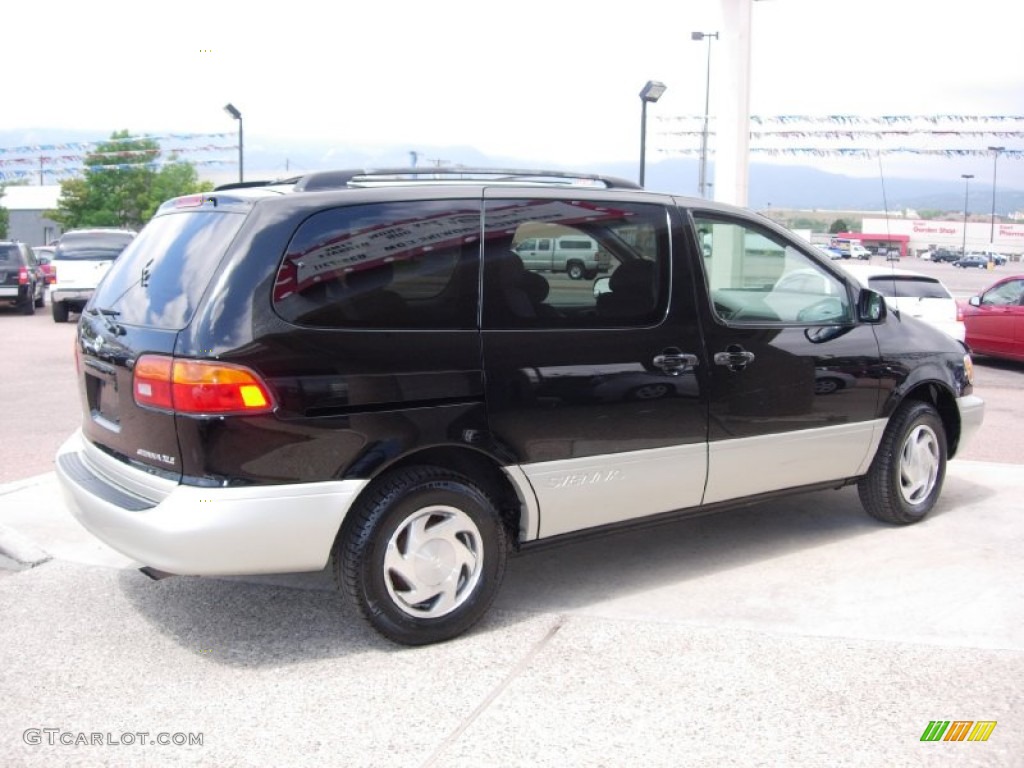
(20, 292, 35, 315)
(858, 401, 947, 525)
(335, 465, 508, 645)
(566, 262, 585, 280)
(52, 301, 69, 323)
(34, 286, 45, 308)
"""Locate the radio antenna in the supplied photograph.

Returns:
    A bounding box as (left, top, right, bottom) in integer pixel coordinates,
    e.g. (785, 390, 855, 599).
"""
(876, 148, 900, 313)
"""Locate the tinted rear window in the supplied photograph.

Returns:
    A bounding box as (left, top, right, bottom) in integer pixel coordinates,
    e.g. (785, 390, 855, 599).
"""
(273, 201, 481, 329)
(0, 245, 22, 264)
(867, 276, 950, 300)
(92, 211, 245, 330)
(55, 232, 135, 261)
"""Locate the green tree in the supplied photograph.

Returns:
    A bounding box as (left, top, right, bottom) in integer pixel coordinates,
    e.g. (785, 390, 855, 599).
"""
(917, 209, 944, 220)
(50, 130, 212, 230)
(828, 218, 850, 234)
(145, 158, 213, 221)
(0, 188, 8, 239)
(790, 217, 821, 230)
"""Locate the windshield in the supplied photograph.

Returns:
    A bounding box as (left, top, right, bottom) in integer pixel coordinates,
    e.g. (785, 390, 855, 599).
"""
(55, 232, 135, 261)
(92, 211, 245, 330)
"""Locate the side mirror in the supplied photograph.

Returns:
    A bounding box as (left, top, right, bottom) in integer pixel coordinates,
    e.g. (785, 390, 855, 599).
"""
(593, 277, 612, 298)
(969, 296, 981, 307)
(857, 288, 886, 323)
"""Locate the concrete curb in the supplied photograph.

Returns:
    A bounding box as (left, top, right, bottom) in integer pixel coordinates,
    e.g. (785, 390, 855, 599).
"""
(0, 523, 52, 567)
(0, 472, 57, 568)
(0, 471, 54, 497)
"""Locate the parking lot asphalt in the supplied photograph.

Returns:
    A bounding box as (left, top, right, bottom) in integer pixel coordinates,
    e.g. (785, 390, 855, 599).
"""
(1, 461, 1022, 767)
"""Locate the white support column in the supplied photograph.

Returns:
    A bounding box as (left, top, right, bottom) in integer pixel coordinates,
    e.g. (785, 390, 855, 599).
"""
(714, 0, 753, 207)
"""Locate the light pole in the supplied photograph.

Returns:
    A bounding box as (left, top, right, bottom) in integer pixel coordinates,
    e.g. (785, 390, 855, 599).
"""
(692, 30, 719, 198)
(988, 146, 1004, 244)
(961, 173, 973, 256)
(638, 81, 667, 187)
(224, 103, 243, 183)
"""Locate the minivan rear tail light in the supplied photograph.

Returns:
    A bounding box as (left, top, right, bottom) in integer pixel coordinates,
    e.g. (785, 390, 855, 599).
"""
(134, 356, 175, 410)
(18, 267, 29, 285)
(134, 355, 274, 415)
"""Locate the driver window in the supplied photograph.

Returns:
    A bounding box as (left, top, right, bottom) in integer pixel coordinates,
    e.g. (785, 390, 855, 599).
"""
(693, 214, 852, 325)
(982, 280, 1024, 306)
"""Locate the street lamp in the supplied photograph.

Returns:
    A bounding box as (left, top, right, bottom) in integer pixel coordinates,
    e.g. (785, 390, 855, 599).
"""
(224, 103, 243, 184)
(638, 80, 667, 187)
(692, 30, 719, 199)
(988, 146, 1004, 244)
(961, 173, 974, 257)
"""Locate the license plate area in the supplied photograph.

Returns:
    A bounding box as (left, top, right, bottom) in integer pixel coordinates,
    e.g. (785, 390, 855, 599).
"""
(85, 365, 121, 428)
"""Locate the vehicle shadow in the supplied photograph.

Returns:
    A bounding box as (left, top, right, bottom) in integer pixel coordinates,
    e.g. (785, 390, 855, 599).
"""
(116, 566, 380, 664)
(116, 473, 995, 665)
(497, 487, 880, 614)
(494, 472, 995, 618)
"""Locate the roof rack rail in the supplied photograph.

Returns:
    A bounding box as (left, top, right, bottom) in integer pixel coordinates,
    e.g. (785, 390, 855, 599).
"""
(290, 168, 643, 192)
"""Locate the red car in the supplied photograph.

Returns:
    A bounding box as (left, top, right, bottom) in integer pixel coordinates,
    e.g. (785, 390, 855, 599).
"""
(962, 275, 1024, 362)
(32, 246, 57, 285)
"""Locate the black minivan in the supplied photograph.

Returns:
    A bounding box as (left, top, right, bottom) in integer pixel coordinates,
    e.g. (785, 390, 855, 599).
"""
(55, 169, 984, 645)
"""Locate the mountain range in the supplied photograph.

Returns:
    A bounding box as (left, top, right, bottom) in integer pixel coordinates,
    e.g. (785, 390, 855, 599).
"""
(3, 129, 1021, 216)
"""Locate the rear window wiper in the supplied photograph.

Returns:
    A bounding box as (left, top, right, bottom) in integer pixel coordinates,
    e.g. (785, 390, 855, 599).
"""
(89, 306, 126, 336)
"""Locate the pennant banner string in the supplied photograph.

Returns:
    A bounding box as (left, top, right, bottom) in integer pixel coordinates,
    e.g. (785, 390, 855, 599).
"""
(658, 115, 1024, 125)
(0, 132, 236, 156)
(655, 147, 1024, 158)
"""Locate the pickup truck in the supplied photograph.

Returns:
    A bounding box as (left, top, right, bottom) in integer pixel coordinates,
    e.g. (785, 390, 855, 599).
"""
(513, 235, 610, 279)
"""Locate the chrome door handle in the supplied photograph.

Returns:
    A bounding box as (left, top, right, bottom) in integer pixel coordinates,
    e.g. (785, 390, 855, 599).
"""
(714, 345, 756, 371)
(652, 348, 699, 376)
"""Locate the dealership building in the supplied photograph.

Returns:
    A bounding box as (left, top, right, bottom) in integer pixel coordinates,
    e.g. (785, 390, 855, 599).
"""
(0, 185, 62, 246)
(843, 217, 1024, 259)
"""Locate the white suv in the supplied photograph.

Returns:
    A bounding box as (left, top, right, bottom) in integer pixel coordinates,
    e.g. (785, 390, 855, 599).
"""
(50, 229, 135, 322)
(840, 264, 965, 341)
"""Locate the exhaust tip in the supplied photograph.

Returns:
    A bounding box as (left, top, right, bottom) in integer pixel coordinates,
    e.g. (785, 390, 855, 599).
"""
(139, 566, 176, 581)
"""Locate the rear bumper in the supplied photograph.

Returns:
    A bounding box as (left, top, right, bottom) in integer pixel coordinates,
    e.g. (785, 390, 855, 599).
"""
(0, 285, 27, 301)
(50, 288, 94, 304)
(955, 394, 985, 455)
(55, 430, 366, 576)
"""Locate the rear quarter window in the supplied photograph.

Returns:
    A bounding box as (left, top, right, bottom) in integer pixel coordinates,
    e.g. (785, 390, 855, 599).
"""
(273, 201, 481, 329)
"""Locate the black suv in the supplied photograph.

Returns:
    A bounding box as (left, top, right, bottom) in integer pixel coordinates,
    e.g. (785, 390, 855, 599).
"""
(55, 169, 984, 645)
(930, 248, 962, 263)
(0, 241, 46, 314)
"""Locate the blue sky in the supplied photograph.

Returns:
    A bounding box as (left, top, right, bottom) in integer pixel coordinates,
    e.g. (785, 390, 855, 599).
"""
(6, 0, 1023, 186)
